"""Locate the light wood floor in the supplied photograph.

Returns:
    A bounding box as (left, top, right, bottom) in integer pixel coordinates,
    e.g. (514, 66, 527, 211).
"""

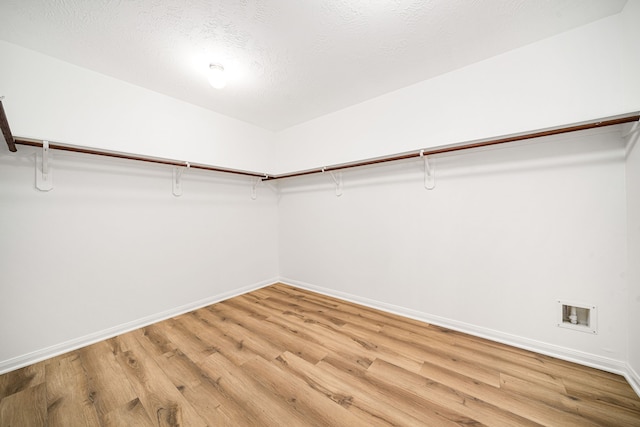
(1, 284, 639, 426)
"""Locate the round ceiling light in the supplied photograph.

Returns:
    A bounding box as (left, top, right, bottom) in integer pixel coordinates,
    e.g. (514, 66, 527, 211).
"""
(208, 63, 226, 89)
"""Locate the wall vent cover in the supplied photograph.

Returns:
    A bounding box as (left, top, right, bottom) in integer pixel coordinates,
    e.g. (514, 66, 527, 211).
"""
(557, 300, 597, 334)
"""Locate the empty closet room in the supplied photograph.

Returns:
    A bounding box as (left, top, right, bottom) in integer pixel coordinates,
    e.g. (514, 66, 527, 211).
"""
(1, 1, 640, 425)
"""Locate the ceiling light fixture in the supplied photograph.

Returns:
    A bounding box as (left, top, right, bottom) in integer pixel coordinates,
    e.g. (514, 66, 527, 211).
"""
(208, 63, 226, 89)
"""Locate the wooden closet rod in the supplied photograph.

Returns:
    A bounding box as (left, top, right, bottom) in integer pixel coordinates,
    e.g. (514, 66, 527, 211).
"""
(2, 97, 638, 181)
(11, 137, 269, 178)
(263, 114, 640, 181)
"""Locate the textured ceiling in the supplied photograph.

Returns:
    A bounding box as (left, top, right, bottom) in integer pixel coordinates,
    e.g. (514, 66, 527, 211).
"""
(0, 0, 628, 131)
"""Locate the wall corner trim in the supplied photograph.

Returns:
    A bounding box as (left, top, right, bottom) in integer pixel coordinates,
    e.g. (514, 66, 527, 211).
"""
(0, 278, 279, 375)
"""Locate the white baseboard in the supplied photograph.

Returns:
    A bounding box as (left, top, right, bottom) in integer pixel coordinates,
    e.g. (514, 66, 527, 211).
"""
(0, 278, 277, 375)
(626, 363, 640, 398)
(280, 277, 633, 384)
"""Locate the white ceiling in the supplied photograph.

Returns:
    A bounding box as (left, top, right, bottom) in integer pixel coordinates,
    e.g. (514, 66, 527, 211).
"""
(0, 0, 628, 131)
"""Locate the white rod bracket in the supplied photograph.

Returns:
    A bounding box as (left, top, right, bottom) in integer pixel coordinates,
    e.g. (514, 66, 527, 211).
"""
(251, 177, 261, 200)
(420, 150, 435, 190)
(172, 162, 189, 197)
(36, 140, 53, 191)
(329, 171, 343, 197)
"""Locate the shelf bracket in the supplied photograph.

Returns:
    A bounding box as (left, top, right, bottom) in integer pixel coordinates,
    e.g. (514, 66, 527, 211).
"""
(420, 150, 435, 190)
(172, 162, 189, 197)
(36, 140, 53, 192)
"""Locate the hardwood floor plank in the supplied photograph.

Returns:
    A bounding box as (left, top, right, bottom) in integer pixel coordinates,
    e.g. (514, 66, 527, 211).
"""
(138, 325, 265, 426)
(222, 296, 330, 363)
(199, 352, 317, 426)
(316, 356, 481, 426)
(45, 354, 101, 427)
(275, 283, 430, 331)
(378, 323, 503, 387)
(367, 358, 541, 427)
(404, 324, 572, 391)
(1, 283, 639, 426)
(101, 397, 155, 427)
(112, 332, 208, 427)
(0, 361, 45, 401)
(78, 339, 138, 420)
(134, 328, 212, 392)
(255, 296, 425, 373)
(0, 382, 47, 427)
(178, 383, 236, 427)
(499, 372, 640, 426)
(175, 311, 259, 366)
(260, 294, 349, 328)
(133, 326, 245, 426)
(196, 305, 284, 362)
(274, 351, 392, 426)
(563, 377, 640, 413)
(242, 355, 370, 426)
(419, 359, 602, 426)
(159, 317, 220, 364)
(140, 324, 178, 355)
(417, 324, 630, 396)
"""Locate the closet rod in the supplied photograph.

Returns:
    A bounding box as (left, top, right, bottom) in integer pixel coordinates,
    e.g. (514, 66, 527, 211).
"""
(2, 98, 638, 181)
(0, 99, 16, 152)
(12, 137, 269, 178)
(263, 115, 640, 181)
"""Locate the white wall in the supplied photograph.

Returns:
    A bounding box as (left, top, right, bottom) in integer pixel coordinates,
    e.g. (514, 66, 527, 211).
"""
(622, 3, 640, 387)
(627, 128, 640, 389)
(0, 40, 275, 174)
(274, 11, 637, 175)
(0, 143, 279, 372)
(622, 0, 640, 113)
(278, 128, 629, 371)
(1, 2, 639, 384)
(0, 41, 279, 373)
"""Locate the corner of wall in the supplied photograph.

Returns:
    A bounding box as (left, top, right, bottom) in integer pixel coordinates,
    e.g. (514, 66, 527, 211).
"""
(625, 124, 640, 397)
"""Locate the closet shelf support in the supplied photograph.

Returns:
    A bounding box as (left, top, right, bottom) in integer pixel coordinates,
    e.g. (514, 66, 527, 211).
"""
(36, 141, 53, 191)
(420, 150, 435, 190)
(172, 162, 190, 197)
